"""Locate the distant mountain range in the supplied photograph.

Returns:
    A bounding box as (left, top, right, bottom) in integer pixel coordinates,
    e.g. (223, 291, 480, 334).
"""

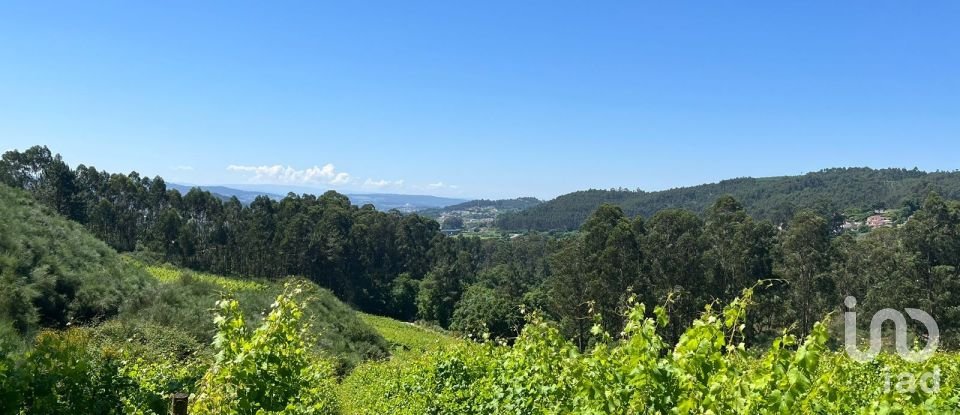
(497, 168, 960, 231)
(168, 183, 469, 212)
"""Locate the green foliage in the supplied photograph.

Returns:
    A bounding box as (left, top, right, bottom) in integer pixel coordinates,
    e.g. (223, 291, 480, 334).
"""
(498, 167, 960, 231)
(388, 273, 420, 321)
(339, 314, 462, 414)
(129, 262, 389, 373)
(9, 146, 960, 348)
(145, 263, 267, 291)
(442, 215, 464, 230)
(337, 347, 438, 415)
(343, 292, 960, 414)
(0, 184, 154, 334)
(450, 284, 521, 340)
(2, 276, 959, 414)
(89, 320, 207, 415)
(10, 330, 130, 414)
(774, 210, 836, 338)
(10, 146, 960, 413)
(416, 237, 478, 327)
(190, 285, 340, 414)
(357, 312, 457, 354)
(2, 146, 452, 322)
(0, 321, 206, 415)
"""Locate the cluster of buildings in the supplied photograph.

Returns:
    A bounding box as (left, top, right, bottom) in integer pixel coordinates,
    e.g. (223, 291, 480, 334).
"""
(865, 214, 894, 228)
(841, 209, 897, 232)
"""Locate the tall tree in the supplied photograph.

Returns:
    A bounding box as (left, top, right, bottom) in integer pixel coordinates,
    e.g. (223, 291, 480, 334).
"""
(900, 193, 960, 327)
(644, 208, 705, 342)
(417, 237, 476, 327)
(774, 210, 835, 338)
(702, 196, 774, 302)
(579, 204, 643, 333)
(547, 238, 591, 349)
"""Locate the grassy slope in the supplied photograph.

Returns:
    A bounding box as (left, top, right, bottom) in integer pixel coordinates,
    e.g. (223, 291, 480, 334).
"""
(125, 262, 391, 373)
(338, 313, 464, 414)
(356, 312, 458, 354)
(0, 184, 154, 335)
(0, 184, 389, 371)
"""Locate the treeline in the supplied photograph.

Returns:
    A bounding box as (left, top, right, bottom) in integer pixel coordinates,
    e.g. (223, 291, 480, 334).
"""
(1, 146, 556, 331)
(4, 146, 960, 347)
(498, 167, 960, 231)
(0, 146, 477, 321)
(545, 193, 960, 347)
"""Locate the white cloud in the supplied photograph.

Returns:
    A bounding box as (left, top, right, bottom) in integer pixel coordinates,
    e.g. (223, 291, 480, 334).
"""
(227, 163, 351, 186)
(363, 178, 405, 189)
(427, 181, 459, 190)
(173, 165, 194, 171)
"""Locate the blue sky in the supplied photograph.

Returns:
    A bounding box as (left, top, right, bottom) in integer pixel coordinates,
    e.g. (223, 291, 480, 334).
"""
(1, 1, 958, 199)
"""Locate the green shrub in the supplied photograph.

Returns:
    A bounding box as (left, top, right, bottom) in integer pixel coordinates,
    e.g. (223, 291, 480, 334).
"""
(450, 284, 521, 340)
(0, 185, 154, 334)
(190, 285, 340, 414)
(126, 263, 390, 373)
(16, 330, 131, 414)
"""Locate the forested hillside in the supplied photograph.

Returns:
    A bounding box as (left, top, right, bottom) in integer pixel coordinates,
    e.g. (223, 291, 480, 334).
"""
(5, 146, 960, 413)
(498, 168, 960, 230)
(0, 146, 459, 321)
(5, 146, 960, 349)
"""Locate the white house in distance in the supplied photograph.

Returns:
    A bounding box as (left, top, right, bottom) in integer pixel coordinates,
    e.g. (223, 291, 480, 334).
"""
(865, 214, 893, 229)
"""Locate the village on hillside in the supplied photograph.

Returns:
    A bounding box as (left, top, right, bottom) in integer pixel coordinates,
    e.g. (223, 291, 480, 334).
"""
(840, 208, 906, 233)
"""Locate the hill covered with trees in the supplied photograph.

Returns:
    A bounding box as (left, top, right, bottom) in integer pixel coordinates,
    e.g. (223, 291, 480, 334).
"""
(498, 168, 960, 231)
(5, 146, 960, 413)
(0, 146, 459, 320)
(5, 146, 960, 348)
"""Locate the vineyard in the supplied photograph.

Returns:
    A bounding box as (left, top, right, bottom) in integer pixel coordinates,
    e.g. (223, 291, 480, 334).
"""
(339, 290, 960, 414)
(3, 276, 957, 414)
